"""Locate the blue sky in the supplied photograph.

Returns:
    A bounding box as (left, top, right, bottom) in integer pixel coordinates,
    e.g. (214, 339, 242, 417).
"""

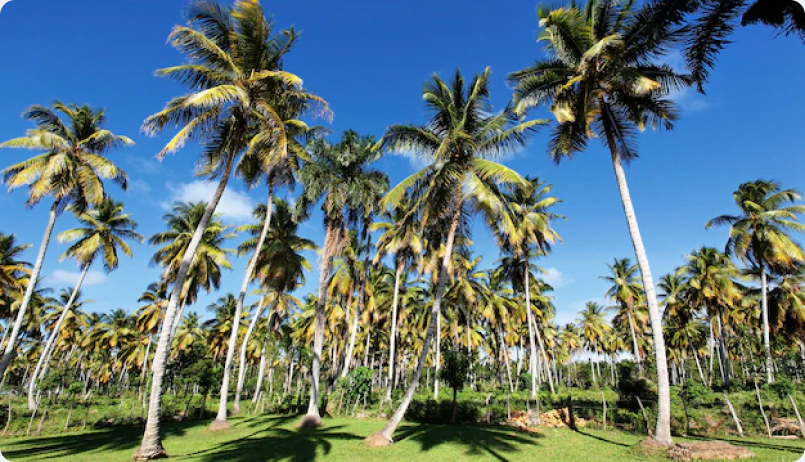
(0, 0, 804, 327)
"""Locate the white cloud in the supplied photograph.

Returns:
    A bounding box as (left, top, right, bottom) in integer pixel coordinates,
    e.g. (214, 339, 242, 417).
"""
(129, 179, 151, 194)
(542, 267, 572, 288)
(163, 181, 255, 222)
(49, 269, 107, 288)
(125, 154, 162, 174)
(669, 87, 711, 113)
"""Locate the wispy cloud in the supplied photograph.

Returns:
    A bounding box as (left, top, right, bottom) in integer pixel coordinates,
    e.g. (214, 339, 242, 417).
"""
(129, 179, 152, 195)
(664, 51, 712, 113)
(125, 154, 162, 174)
(48, 269, 107, 287)
(542, 267, 573, 289)
(162, 181, 255, 222)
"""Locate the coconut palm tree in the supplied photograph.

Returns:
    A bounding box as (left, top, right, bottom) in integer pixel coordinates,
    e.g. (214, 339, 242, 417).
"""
(27, 198, 142, 408)
(372, 199, 425, 401)
(134, 0, 326, 453)
(495, 176, 562, 396)
(233, 198, 314, 412)
(682, 247, 743, 386)
(602, 258, 645, 371)
(0, 234, 31, 303)
(296, 130, 389, 427)
(706, 180, 805, 383)
(365, 67, 544, 446)
(508, 0, 694, 443)
(148, 202, 236, 338)
(0, 102, 130, 379)
(578, 302, 611, 387)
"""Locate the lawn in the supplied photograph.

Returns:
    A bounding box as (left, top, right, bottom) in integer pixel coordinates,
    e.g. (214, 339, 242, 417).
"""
(1, 415, 803, 462)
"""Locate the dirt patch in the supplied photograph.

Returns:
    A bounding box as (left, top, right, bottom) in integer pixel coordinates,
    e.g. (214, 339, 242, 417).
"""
(668, 441, 754, 461)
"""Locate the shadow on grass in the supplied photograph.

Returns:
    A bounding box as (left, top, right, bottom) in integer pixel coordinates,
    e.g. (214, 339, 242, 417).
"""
(1, 417, 201, 460)
(684, 433, 805, 454)
(177, 421, 363, 462)
(395, 423, 544, 462)
(570, 428, 632, 448)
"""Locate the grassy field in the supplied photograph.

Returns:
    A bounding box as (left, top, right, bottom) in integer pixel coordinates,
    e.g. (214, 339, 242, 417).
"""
(1, 414, 803, 461)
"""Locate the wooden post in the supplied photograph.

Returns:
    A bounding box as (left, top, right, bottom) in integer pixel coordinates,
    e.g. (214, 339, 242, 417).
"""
(754, 380, 771, 438)
(723, 393, 743, 437)
(788, 394, 805, 438)
(484, 394, 491, 424)
(65, 403, 73, 431)
(36, 406, 48, 434)
(506, 391, 511, 421)
(636, 397, 651, 436)
(567, 396, 576, 430)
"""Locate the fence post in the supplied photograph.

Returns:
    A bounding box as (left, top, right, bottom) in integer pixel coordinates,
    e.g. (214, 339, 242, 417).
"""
(601, 391, 607, 430)
(567, 396, 576, 430)
(636, 396, 651, 436)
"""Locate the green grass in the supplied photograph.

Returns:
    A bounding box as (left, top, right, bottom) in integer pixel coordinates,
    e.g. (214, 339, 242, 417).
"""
(2, 414, 803, 461)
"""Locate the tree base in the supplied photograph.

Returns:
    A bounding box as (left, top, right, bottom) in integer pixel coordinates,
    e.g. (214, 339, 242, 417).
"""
(132, 443, 168, 460)
(363, 432, 393, 447)
(296, 413, 322, 429)
(208, 419, 231, 432)
(637, 437, 670, 458)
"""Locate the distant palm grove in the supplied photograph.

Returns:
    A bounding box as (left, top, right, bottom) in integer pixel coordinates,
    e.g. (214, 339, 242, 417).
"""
(1, 0, 804, 460)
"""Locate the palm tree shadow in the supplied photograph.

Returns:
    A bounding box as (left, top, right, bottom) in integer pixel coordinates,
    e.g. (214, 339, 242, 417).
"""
(1, 418, 200, 460)
(177, 422, 363, 462)
(395, 423, 544, 462)
(570, 428, 632, 448)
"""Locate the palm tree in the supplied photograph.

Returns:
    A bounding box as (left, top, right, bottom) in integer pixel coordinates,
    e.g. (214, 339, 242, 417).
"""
(372, 199, 425, 400)
(134, 0, 326, 454)
(297, 130, 388, 427)
(682, 247, 743, 386)
(508, 0, 694, 443)
(27, 198, 142, 409)
(496, 176, 562, 396)
(602, 258, 645, 372)
(365, 67, 544, 446)
(149, 202, 236, 338)
(578, 302, 611, 387)
(0, 234, 31, 303)
(0, 102, 130, 379)
(233, 198, 314, 412)
(706, 180, 805, 383)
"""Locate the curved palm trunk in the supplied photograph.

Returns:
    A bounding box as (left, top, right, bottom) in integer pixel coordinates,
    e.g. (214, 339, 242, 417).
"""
(170, 299, 187, 341)
(366, 206, 460, 445)
(760, 267, 773, 383)
(234, 295, 266, 413)
(28, 264, 90, 409)
(0, 203, 58, 379)
(609, 145, 672, 445)
(300, 222, 336, 426)
(627, 309, 642, 371)
(253, 330, 270, 404)
(133, 152, 234, 460)
(215, 191, 273, 425)
(384, 260, 404, 401)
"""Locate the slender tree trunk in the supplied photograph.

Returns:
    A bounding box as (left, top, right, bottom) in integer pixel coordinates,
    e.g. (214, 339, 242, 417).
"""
(342, 234, 372, 379)
(213, 190, 273, 427)
(754, 380, 771, 437)
(434, 309, 441, 399)
(133, 152, 235, 459)
(170, 299, 187, 341)
(788, 394, 805, 437)
(0, 203, 59, 379)
(385, 260, 404, 401)
(608, 141, 672, 445)
(627, 309, 642, 372)
(366, 204, 461, 445)
(253, 335, 269, 404)
(234, 295, 266, 414)
(723, 393, 743, 436)
(760, 268, 773, 383)
(686, 330, 706, 385)
(525, 268, 539, 398)
(300, 222, 336, 427)
(28, 264, 90, 410)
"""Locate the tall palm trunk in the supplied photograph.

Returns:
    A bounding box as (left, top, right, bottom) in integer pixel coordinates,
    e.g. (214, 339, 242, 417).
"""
(133, 152, 235, 460)
(0, 203, 59, 379)
(234, 295, 266, 413)
(434, 310, 440, 399)
(685, 330, 706, 385)
(300, 222, 336, 426)
(384, 260, 404, 401)
(214, 190, 274, 426)
(252, 333, 269, 404)
(366, 205, 461, 445)
(608, 141, 672, 445)
(170, 299, 187, 341)
(627, 308, 641, 372)
(28, 264, 90, 409)
(341, 234, 372, 379)
(760, 266, 773, 383)
(526, 267, 555, 394)
(524, 267, 539, 398)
